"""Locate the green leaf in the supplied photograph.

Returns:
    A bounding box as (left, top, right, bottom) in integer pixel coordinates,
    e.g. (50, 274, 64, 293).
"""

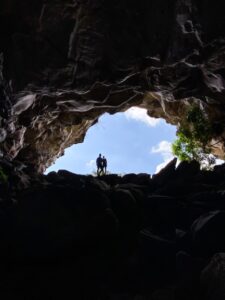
(0, 167, 8, 184)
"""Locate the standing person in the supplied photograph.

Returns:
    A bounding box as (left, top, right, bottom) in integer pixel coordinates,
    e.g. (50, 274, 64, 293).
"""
(96, 154, 103, 176)
(102, 156, 107, 175)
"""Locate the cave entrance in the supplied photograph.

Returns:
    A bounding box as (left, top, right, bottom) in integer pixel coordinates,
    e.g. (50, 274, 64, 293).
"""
(45, 107, 177, 175)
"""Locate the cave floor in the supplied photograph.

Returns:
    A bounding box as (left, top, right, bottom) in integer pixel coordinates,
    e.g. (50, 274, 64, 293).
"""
(0, 160, 225, 299)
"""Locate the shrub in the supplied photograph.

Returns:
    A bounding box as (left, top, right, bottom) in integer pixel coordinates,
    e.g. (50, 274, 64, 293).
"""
(172, 105, 217, 169)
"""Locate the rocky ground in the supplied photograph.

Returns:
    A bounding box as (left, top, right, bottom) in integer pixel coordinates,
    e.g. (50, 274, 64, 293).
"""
(0, 158, 225, 299)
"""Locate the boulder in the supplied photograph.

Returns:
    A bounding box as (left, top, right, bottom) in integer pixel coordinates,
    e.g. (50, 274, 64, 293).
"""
(138, 228, 175, 286)
(201, 253, 225, 300)
(175, 160, 200, 178)
(152, 158, 177, 187)
(191, 210, 225, 257)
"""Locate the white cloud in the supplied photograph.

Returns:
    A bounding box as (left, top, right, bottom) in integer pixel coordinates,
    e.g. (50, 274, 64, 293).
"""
(151, 141, 173, 159)
(151, 140, 175, 173)
(124, 107, 161, 127)
(86, 159, 95, 170)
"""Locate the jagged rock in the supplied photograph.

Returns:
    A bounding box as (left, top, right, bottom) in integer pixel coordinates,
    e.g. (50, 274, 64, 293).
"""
(1, 2, 225, 170)
(152, 158, 177, 187)
(14, 184, 116, 259)
(155, 179, 211, 197)
(176, 230, 191, 253)
(99, 174, 122, 186)
(143, 195, 176, 234)
(187, 191, 225, 211)
(175, 160, 200, 179)
(110, 188, 138, 230)
(138, 228, 175, 286)
(191, 210, 225, 257)
(2, 1, 225, 298)
(176, 251, 204, 300)
(121, 173, 151, 186)
(0, 163, 224, 297)
(201, 253, 225, 300)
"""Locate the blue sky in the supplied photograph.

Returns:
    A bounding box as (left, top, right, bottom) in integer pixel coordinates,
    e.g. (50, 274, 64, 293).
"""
(45, 107, 177, 175)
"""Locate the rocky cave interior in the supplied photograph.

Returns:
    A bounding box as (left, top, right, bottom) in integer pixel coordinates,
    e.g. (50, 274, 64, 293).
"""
(1, 0, 225, 299)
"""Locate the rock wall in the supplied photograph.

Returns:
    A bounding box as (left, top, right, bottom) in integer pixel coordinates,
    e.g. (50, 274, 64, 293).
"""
(1, 0, 225, 170)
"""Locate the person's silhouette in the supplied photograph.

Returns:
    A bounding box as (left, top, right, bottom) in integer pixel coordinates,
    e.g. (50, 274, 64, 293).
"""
(96, 154, 103, 176)
(102, 156, 107, 174)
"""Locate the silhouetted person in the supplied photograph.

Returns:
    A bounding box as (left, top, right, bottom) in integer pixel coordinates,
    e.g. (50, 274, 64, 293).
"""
(96, 154, 103, 176)
(102, 156, 107, 174)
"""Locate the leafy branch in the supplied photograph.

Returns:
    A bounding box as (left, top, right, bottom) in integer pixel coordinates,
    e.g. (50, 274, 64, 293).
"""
(172, 105, 218, 168)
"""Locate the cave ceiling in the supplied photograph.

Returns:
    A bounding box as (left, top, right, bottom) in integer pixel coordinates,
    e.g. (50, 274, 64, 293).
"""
(1, 0, 225, 172)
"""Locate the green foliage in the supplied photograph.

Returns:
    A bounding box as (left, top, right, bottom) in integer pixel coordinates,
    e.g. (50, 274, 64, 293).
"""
(172, 105, 216, 168)
(0, 167, 8, 184)
(186, 106, 211, 145)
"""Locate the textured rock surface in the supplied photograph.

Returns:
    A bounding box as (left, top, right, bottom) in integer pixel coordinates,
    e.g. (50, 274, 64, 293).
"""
(2, 3, 225, 298)
(201, 253, 225, 300)
(0, 160, 225, 298)
(1, 0, 225, 170)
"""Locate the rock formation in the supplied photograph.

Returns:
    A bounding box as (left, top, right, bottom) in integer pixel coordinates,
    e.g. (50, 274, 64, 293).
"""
(0, 159, 225, 298)
(2, 1, 225, 298)
(1, 1, 225, 171)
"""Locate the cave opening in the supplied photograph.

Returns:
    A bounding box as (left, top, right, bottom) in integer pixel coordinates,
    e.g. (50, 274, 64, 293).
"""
(2, 1, 225, 297)
(45, 107, 177, 175)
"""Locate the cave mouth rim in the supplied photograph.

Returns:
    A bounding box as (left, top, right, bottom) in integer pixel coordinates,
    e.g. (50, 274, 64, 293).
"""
(44, 107, 177, 176)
